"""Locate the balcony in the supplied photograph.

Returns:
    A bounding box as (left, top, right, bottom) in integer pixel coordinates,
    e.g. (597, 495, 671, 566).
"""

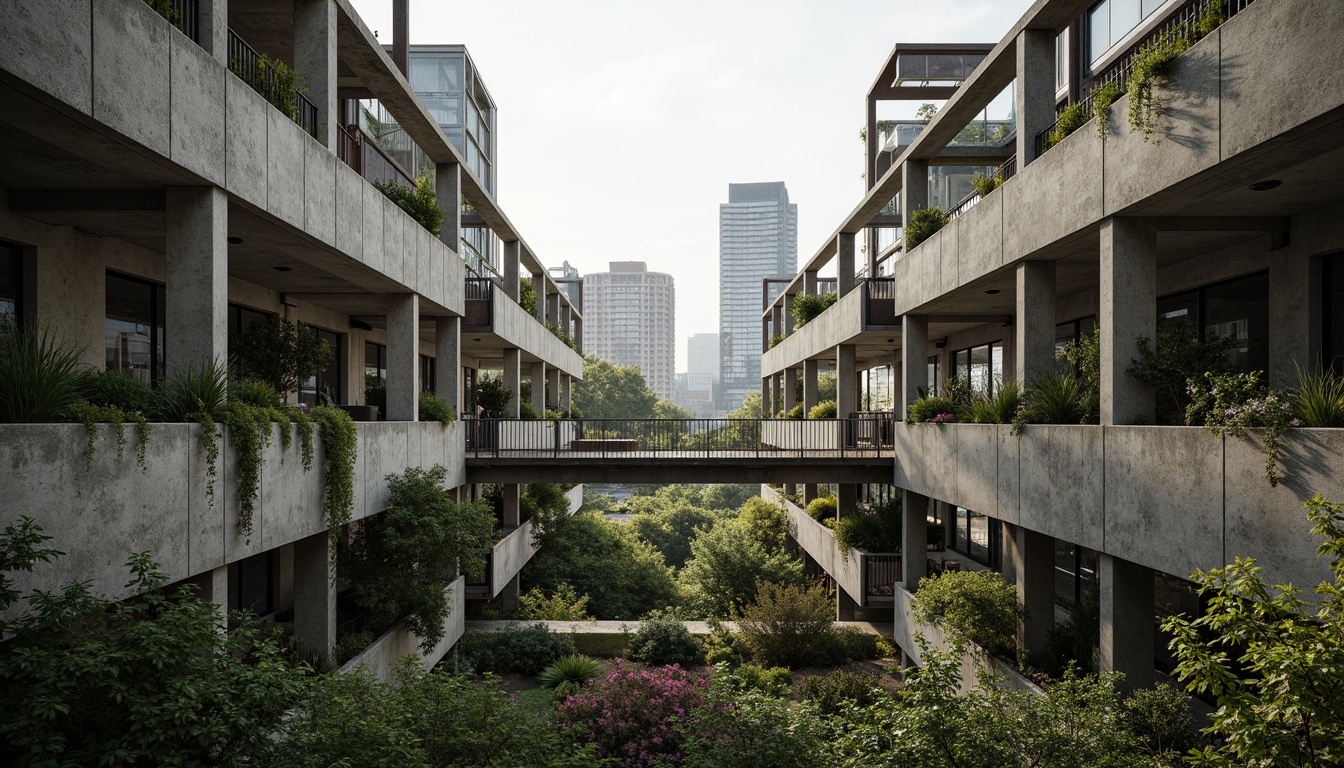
(226, 29, 320, 140)
(461, 278, 584, 373)
(464, 521, 537, 600)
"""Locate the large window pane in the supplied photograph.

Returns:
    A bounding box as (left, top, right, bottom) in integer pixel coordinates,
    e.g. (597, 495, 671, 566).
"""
(300, 328, 341, 407)
(105, 273, 162, 384)
(1110, 0, 1142, 41)
(970, 344, 991, 396)
(0, 242, 19, 319)
(1088, 2, 1110, 64)
(1204, 272, 1268, 373)
(968, 511, 990, 564)
(408, 56, 461, 94)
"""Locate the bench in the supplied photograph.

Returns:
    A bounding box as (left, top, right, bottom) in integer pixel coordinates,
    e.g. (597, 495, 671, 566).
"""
(570, 438, 640, 451)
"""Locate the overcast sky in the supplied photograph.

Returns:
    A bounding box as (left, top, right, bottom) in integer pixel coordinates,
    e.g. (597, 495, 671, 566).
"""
(349, 0, 1032, 370)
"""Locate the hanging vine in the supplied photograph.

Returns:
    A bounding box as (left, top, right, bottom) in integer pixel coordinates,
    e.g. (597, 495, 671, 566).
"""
(309, 405, 358, 558)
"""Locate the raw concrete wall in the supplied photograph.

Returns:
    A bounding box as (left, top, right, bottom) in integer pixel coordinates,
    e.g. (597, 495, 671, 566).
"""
(490, 520, 538, 599)
(490, 293, 585, 376)
(892, 423, 1340, 589)
(337, 577, 465, 681)
(762, 288, 865, 376)
(1, 421, 466, 603)
(763, 486, 866, 606)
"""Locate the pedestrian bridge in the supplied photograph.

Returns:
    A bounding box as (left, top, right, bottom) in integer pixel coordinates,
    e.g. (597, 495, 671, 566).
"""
(463, 416, 896, 484)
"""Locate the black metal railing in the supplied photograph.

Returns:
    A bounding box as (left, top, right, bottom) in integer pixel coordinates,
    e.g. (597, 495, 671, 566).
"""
(862, 554, 902, 601)
(226, 29, 321, 140)
(465, 416, 895, 459)
(171, 0, 199, 42)
(464, 277, 494, 327)
(1034, 0, 1254, 157)
(863, 278, 898, 326)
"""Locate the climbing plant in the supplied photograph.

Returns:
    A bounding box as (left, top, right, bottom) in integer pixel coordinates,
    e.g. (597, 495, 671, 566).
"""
(309, 405, 358, 556)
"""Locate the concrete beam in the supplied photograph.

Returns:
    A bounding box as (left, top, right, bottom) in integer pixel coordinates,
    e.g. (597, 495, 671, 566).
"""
(502, 241, 520, 301)
(435, 162, 462, 250)
(466, 458, 893, 485)
(803, 359, 820, 412)
(501, 484, 520, 528)
(1155, 216, 1290, 232)
(1016, 28, 1055, 166)
(8, 189, 165, 212)
(837, 344, 857, 416)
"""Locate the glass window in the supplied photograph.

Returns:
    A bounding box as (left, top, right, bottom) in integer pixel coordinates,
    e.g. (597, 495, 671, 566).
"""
(1157, 273, 1268, 374)
(420, 354, 436, 393)
(364, 341, 386, 411)
(1055, 31, 1069, 90)
(1324, 254, 1344, 375)
(227, 303, 271, 340)
(926, 355, 940, 397)
(423, 97, 461, 127)
(408, 55, 461, 93)
(300, 327, 342, 407)
(1111, 0, 1141, 38)
(0, 242, 20, 320)
(952, 341, 1004, 395)
(229, 551, 274, 616)
(1088, 2, 1110, 64)
(105, 272, 164, 385)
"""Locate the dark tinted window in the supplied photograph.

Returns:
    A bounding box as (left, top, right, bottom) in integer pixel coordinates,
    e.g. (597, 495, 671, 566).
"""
(105, 273, 164, 384)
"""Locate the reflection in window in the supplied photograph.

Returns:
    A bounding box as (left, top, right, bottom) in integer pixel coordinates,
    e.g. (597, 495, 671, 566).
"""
(926, 355, 940, 396)
(1055, 316, 1097, 373)
(0, 242, 20, 320)
(420, 354, 436, 394)
(1157, 272, 1268, 374)
(1086, 0, 1170, 68)
(953, 506, 999, 567)
(952, 340, 1004, 396)
(105, 272, 164, 385)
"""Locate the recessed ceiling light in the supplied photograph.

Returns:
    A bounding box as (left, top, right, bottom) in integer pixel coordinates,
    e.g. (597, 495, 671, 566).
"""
(227, 236, 243, 245)
(273, 266, 292, 272)
(474, 338, 482, 342)
(985, 289, 1001, 295)
(886, 338, 894, 343)
(1249, 179, 1282, 191)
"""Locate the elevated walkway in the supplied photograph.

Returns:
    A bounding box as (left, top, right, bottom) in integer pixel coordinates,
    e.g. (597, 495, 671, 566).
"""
(463, 417, 896, 484)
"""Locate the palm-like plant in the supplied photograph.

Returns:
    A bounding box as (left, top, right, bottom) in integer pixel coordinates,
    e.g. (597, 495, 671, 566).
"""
(538, 655, 603, 699)
(1290, 364, 1344, 428)
(0, 315, 85, 423)
(158, 359, 229, 421)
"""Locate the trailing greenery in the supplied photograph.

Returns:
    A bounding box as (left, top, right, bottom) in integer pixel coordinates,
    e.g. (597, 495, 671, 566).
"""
(971, 172, 1002, 197)
(834, 497, 901, 556)
(142, 0, 178, 23)
(1186, 370, 1293, 486)
(1127, 4, 1224, 141)
(1290, 364, 1344, 427)
(1128, 322, 1234, 425)
(65, 400, 149, 472)
(0, 314, 84, 423)
(628, 610, 705, 667)
(904, 206, 948, 250)
(545, 321, 580, 351)
(912, 569, 1021, 658)
(1045, 101, 1088, 149)
(342, 465, 496, 650)
(418, 391, 456, 426)
(791, 292, 838, 328)
(1092, 80, 1123, 140)
(373, 175, 445, 235)
(230, 316, 333, 398)
(308, 405, 357, 552)
(70, 370, 155, 471)
(455, 623, 576, 676)
(808, 399, 837, 419)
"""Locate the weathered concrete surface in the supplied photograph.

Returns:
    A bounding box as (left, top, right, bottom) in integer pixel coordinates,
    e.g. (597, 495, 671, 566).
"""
(762, 288, 865, 376)
(490, 521, 538, 600)
(338, 577, 465, 682)
(763, 486, 872, 608)
(489, 294, 585, 376)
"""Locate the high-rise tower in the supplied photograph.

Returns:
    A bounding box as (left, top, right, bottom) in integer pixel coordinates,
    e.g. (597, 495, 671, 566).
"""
(582, 262, 676, 401)
(719, 182, 797, 412)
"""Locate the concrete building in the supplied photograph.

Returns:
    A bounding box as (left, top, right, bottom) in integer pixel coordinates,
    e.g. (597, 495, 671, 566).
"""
(759, 0, 1344, 691)
(679, 332, 720, 417)
(720, 182, 797, 411)
(549, 260, 583, 312)
(582, 261, 676, 401)
(0, 0, 583, 675)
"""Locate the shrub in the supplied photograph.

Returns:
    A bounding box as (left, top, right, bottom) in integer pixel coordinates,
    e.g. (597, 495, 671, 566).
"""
(677, 520, 802, 619)
(971, 173, 1001, 197)
(904, 206, 948, 250)
(800, 670, 883, 716)
(373, 176, 445, 235)
(769, 333, 785, 349)
(1290, 364, 1344, 427)
(808, 399, 837, 419)
(713, 662, 792, 698)
(557, 660, 710, 768)
(1122, 683, 1196, 762)
(0, 314, 84, 423)
(804, 495, 837, 523)
(538, 655, 603, 699)
(518, 583, 593, 621)
(834, 499, 901, 555)
(785, 402, 805, 419)
(790, 292, 838, 328)
(907, 395, 964, 424)
(1128, 322, 1234, 425)
(158, 359, 230, 422)
(1187, 370, 1294, 486)
(474, 375, 513, 417)
(969, 380, 1021, 424)
(571, 633, 628, 659)
(912, 570, 1020, 658)
(1046, 101, 1088, 149)
(229, 378, 282, 409)
(680, 690, 822, 768)
(825, 626, 881, 664)
(229, 316, 333, 398)
(418, 391, 456, 425)
(629, 611, 705, 668)
(455, 623, 576, 676)
(737, 580, 836, 668)
(1012, 371, 1089, 433)
(76, 369, 158, 415)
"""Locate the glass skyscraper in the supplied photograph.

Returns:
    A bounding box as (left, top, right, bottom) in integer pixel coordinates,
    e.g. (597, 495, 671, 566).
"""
(719, 182, 797, 412)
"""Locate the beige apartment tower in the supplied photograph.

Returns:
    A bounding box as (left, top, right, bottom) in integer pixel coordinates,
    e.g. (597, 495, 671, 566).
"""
(582, 262, 676, 400)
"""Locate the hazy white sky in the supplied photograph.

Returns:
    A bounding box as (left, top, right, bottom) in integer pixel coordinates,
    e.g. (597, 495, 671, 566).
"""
(349, 0, 1032, 370)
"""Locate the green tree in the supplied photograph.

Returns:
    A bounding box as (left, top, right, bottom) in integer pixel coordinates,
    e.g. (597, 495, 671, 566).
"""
(629, 501, 721, 569)
(653, 399, 695, 420)
(1163, 494, 1344, 767)
(728, 391, 764, 419)
(230, 315, 334, 398)
(573, 358, 658, 419)
(701, 484, 759, 510)
(0, 534, 309, 767)
(679, 520, 803, 618)
(736, 579, 836, 667)
(523, 510, 677, 619)
(737, 496, 790, 553)
(342, 465, 497, 649)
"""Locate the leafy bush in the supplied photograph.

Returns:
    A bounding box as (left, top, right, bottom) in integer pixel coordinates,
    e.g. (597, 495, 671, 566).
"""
(737, 496, 788, 552)
(969, 380, 1021, 424)
(1187, 370, 1293, 486)
(791, 292, 838, 328)
(805, 495, 837, 523)
(1291, 364, 1344, 427)
(971, 173, 1002, 197)
(912, 570, 1020, 658)
(904, 206, 948, 250)
(518, 583, 593, 621)
(456, 623, 576, 676)
(572, 633, 629, 659)
(713, 662, 792, 698)
(808, 399, 837, 419)
(1122, 683, 1196, 762)
(680, 689, 822, 768)
(230, 316, 333, 398)
(785, 402, 805, 419)
(907, 395, 965, 424)
(229, 378, 282, 409)
(800, 670, 883, 716)
(737, 580, 837, 668)
(834, 498, 901, 555)
(825, 626, 880, 664)
(418, 391, 456, 425)
(373, 176, 445, 235)
(0, 314, 84, 423)
(538, 655, 603, 699)
(769, 333, 786, 349)
(1128, 322, 1234, 425)
(702, 626, 750, 666)
(76, 368, 158, 415)
(557, 660, 710, 768)
(629, 611, 705, 668)
(678, 521, 802, 618)
(1046, 101, 1089, 149)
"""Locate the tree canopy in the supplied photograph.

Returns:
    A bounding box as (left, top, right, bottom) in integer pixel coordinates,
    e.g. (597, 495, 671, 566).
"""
(573, 358, 658, 419)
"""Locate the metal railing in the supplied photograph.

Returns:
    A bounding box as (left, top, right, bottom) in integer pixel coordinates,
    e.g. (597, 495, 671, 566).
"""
(226, 29, 321, 140)
(945, 154, 1017, 223)
(465, 415, 896, 459)
(862, 554, 903, 601)
(171, 0, 199, 42)
(863, 278, 898, 326)
(464, 277, 494, 328)
(1034, 0, 1254, 157)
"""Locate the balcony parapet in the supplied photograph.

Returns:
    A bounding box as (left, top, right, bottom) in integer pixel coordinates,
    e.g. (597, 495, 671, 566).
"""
(337, 576, 465, 681)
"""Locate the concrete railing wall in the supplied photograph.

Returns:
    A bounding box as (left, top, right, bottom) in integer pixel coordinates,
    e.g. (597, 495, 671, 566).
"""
(893, 423, 1343, 590)
(489, 520, 537, 599)
(337, 577, 465, 681)
(762, 486, 866, 606)
(1, 421, 465, 602)
(488, 292, 585, 375)
(762, 287, 865, 375)
(564, 484, 585, 515)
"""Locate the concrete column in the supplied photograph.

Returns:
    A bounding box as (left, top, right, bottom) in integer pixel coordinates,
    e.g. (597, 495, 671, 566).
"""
(803, 484, 818, 505)
(1015, 261, 1057, 385)
(784, 367, 799, 413)
(560, 373, 572, 411)
(547, 293, 560, 326)
(572, 317, 583, 351)
(502, 348, 521, 418)
(546, 366, 560, 411)
(838, 232, 857, 296)
(902, 315, 929, 419)
(784, 292, 796, 334)
(435, 162, 462, 249)
(901, 160, 929, 226)
(531, 362, 547, 414)
(1006, 524, 1055, 661)
(385, 293, 419, 421)
(837, 587, 861, 621)
(498, 574, 520, 614)
(837, 344, 857, 416)
(837, 484, 857, 521)
(532, 273, 546, 323)
(293, 0, 337, 148)
(435, 316, 461, 414)
(761, 377, 771, 415)
(1268, 251, 1318, 382)
(901, 490, 930, 590)
(198, 0, 228, 64)
(503, 241, 520, 301)
(165, 187, 228, 377)
(1016, 28, 1056, 165)
(293, 532, 336, 657)
(502, 483, 521, 528)
(804, 270, 818, 297)
(1099, 553, 1155, 690)
(1100, 217, 1156, 425)
(803, 359, 820, 412)
(189, 565, 229, 618)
